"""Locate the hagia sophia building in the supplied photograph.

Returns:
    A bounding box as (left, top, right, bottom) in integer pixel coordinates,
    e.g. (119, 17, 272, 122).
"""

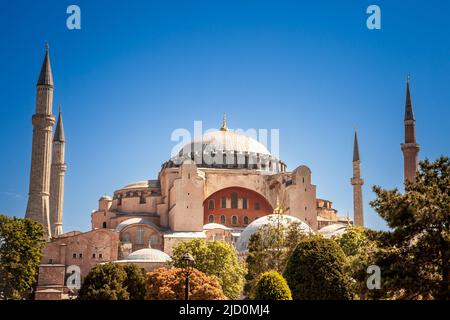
(25, 46, 419, 299)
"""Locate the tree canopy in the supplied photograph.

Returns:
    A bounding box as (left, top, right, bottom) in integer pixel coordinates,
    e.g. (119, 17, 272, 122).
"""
(0, 215, 46, 300)
(146, 267, 226, 300)
(171, 239, 245, 299)
(122, 264, 147, 300)
(78, 263, 149, 300)
(245, 219, 308, 295)
(369, 156, 450, 300)
(284, 236, 352, 300)
(250, 270, 292, 300)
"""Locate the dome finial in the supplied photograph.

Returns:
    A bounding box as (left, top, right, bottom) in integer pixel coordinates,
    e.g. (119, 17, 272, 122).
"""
(220, 112, 228, 131)
(273, 193, 284, 214)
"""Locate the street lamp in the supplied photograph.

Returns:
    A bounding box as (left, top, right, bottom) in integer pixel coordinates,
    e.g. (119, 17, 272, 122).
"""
(180, 253, 195, 300)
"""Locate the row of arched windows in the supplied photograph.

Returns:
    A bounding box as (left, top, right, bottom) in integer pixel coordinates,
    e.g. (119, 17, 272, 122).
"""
(208, 194, 258, 210)
(208, 214, 252, 225)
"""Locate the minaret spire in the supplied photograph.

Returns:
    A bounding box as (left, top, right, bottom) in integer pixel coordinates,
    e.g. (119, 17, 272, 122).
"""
(37, 42, 53, 87)
(53, 107, 65, 142)
(220, 112, 228, 131)
(50, 107, 67, 237)
(401, 75, 420, 184)
(353, 130, 360, 162)
(26, 44, 56, 239)
(351, 130, 364, 227)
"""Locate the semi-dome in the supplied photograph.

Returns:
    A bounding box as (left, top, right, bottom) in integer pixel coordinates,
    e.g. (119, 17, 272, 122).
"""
(235, 214, 314, 252)
(203, 223, 231, 230)
(115, 217, 160, 232)
(318, 223, 349, 239)
(118, 180, 160, 190)
(125, 248, 171, 263)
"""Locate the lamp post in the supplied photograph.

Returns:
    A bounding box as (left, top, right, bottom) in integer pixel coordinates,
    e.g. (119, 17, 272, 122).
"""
(181, 253, 195, 300)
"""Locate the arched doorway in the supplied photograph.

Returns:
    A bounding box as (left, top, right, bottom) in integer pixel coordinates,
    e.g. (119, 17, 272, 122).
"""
(203, 187, 273, 228)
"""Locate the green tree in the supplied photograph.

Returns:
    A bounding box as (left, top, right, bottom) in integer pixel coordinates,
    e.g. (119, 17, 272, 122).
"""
(78, 263, 129, 300)
(284, 236, 352, 300)
(122, 264, 147, 300)
(250, 270, 292, 300)
(171, 239, 245, 299)
(369, 156, 450, 300)
(333, 226, 368, 257)
(0, 215, 46, 300)
(146, 267, 226, 300)
(244, 219, 308, 296)
(332, 226, 379, 299)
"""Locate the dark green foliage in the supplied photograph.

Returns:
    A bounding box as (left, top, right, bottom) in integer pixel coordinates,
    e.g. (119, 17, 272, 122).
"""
(0, 215, 46, 299)
(122, 264, 147, 300)
(369, 156, 450, 300)
(283, 236, 352, 300)
(78, 263, 129, 300)
(250, 270, 292, 300)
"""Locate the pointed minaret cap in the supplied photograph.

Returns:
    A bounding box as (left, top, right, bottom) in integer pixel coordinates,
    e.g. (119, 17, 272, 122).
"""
(220, 112, 228, 131)
(53, 106, 65, 142)
(353, 130, 360, 162)
(37, 42, 53, 86)
(405, 74, 415, 121)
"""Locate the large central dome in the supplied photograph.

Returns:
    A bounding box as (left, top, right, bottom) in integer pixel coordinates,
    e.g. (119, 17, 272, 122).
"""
(179, 130, 272, 156)
(161, 114, 286, 173)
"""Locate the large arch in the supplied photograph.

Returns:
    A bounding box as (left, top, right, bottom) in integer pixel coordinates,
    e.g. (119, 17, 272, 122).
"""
(119, 223, 163, 252)
(203, 172, 269, 199)
(203, 186, 273, 228)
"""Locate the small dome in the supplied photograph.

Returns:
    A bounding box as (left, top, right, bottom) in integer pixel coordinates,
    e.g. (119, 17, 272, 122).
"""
(203, 223, 231, 230)
(318, 223, 349, 239)
(118, 180, 160, 191)
(235, 214, 314, 252)
(99, 195, 112, 201)
(126, 248, 171, 263)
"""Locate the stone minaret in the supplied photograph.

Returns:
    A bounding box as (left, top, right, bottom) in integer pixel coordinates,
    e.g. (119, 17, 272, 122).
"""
(401, 76, 419, 184)
(351, 130, 364, 227)
(25, 44, 55, 239)
(50, 108, 67, 237)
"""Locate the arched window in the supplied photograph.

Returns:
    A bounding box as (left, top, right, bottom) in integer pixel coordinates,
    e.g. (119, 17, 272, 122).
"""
(221, 197, 226, 208)
(232, 215, 238, 225)
(220, 215, 226, 225)
(242, 198, 248, 209)
(117, 197, 122, 206)
(208, 215, 214, 223)
(255, 202, 261, 210)
(136, 227, 145, 245)
(208, 199, 215, 209)
(231, 192, 238, 208)
(149, 235, 159, 247)
(102, 222, 107, 228)
(121, 232, 131, 243)
(243, 216, 249, 225)
(140, 194, 146, 204)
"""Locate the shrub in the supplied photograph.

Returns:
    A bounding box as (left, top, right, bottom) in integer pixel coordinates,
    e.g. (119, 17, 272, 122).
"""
(146, 267, 226, 300)
(284, 236, 352, 300)
(250, 271, 292, 300)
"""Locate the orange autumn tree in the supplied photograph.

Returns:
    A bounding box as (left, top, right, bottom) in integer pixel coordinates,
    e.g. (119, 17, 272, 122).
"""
(146, 267, 226, 300)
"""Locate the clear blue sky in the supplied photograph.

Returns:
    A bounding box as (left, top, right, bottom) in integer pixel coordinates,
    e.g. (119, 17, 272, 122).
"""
(0, 0, 449, 231)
